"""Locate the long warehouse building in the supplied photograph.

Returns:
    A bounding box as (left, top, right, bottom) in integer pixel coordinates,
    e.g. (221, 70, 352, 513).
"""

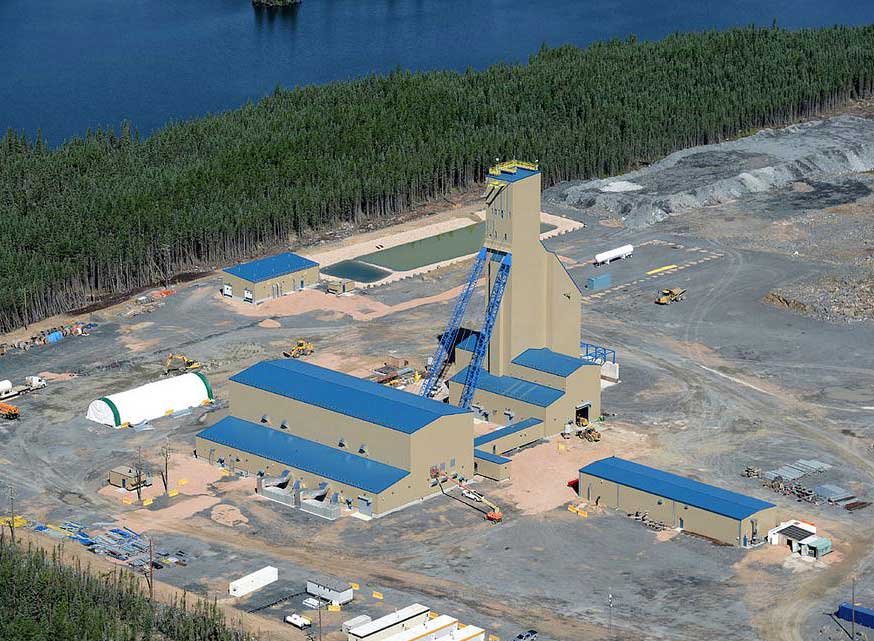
(196, 359, 473, 517)
(579, 457, 778, 546)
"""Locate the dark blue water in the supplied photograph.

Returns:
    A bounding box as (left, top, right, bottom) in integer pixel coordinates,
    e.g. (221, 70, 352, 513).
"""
(2, 0, 873, 145)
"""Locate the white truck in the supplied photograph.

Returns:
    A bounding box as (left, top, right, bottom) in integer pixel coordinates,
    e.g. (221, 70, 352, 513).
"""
(0, 376, 46, 401)
(593, 244, 634, 266)
(285, 614, 312, 629)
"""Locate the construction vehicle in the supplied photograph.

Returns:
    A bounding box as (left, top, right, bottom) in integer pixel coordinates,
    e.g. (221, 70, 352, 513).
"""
(0, 402, 20, 420)
(282, 339, 315, 359)
(434, 471, 502, 523)
(655, 287, 687, 305)
(561, 422, 601, 442)
(163, 353, 201, 374)
(0, 376, 46, 401)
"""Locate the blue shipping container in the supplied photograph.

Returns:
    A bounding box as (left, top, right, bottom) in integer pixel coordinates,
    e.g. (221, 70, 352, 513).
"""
(586, 273, 612, 291)
(837, 603, 874, 629)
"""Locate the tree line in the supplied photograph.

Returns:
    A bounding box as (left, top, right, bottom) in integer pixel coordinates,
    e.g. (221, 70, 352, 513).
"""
(2, 25, 874, 331)
(0, 536, 255, 641)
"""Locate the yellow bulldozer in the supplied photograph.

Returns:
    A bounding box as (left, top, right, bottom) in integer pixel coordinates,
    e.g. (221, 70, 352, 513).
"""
(655, 287, 687, 305)
(164, 353, 202, 375)
(283, 339, 315, 359)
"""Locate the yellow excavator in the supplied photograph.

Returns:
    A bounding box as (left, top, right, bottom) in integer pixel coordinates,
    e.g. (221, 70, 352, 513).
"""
(164, 353, 202, 374)
(283, 339, 315, 359)
(655, 287, 687, 305)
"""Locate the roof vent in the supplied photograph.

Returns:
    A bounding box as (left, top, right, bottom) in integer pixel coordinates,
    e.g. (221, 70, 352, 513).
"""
(359, 444, 368, 455)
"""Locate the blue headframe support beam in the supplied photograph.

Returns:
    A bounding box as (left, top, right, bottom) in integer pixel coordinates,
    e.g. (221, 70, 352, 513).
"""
(459, 252, 512, 409)
(420, 247, 489, 398)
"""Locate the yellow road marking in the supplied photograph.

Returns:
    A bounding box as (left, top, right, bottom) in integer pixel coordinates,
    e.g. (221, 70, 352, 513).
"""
(646, 264, 678, 275)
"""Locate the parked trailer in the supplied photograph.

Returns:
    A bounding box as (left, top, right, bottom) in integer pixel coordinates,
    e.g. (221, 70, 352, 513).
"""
(0, 376, 46, 401)
(229, 566, 278, 597)
(593, 244, 633, 266)
(837, 603, 874, 629)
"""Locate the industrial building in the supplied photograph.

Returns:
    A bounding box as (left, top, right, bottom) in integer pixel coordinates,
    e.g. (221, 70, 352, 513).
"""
(418, 161, 602, 436)
(222, 252, 319, 303)
(306, 576, 354, 605)
(195, 358, 472, 517)
(346, 605, 484, 641)
(579, 457, 778, 546)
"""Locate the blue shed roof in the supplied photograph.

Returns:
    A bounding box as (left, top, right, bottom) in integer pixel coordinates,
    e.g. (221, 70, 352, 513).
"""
(197, 416, 408, 494)
(474, 418, 542, 447)
(474, 449, 512, 465)
(512, 348, 586, 377)
(450, 367, 563, 407)
(579, 457, 775, 520)
(489, 167, 540, 184)
(231, 359, 469, 434)
(223, 252, 319, 283)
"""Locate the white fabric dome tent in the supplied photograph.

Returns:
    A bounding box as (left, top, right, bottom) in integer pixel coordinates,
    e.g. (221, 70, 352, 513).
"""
(86, 372, 213, 427)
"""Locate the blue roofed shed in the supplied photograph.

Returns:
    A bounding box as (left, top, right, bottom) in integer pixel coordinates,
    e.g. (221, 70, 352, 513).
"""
(512, 348, 584, 378)
(232, 359, 469, 434)
(196, 416, 409, 494)
(474, 418, 543, 448)
(450, 367, 563, 408)
(580, 457, 775, 521)
(223, 252, 319, 283)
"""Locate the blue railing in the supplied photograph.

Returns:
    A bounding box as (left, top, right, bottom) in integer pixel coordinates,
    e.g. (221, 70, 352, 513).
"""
(580, 341, 616, 364)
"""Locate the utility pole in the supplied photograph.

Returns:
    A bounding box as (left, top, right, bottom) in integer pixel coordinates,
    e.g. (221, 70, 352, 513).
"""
(7, 487, 15, 544)
(852, 576, 856, 640)
(147, 538, 155, 601)
(135, 447, 145, 502)
(161, 438, 171, 494)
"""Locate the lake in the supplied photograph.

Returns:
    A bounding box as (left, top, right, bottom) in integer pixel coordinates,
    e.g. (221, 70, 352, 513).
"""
(2, 0, 873, 144)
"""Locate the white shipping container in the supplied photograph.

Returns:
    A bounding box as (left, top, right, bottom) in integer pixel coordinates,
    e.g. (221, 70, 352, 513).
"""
(593, 244, 634, 266)
(229, 566, 278, 597)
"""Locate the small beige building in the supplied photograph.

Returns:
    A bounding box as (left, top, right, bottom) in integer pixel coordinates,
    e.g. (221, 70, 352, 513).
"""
(107, 466, 150, 491)
(196, 358, 472, 517)
(579, 457, 778, 547)
(222, 252, 319, 303)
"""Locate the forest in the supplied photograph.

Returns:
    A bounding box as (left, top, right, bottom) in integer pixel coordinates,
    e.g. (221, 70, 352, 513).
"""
(2, 25, 874, 331)
(0, 536, 254, 641)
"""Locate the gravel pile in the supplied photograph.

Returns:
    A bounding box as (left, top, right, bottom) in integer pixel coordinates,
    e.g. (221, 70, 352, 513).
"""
(766, 269, 874, 324)
(547, 116, 874, 229)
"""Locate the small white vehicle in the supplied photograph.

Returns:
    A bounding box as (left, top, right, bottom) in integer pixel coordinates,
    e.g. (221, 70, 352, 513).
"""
(462, 488, 483, 502)
(285, 614, 313, 629)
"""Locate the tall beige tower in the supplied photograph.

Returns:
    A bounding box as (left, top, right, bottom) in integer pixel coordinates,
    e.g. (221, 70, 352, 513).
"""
(482, 163, 581, 376)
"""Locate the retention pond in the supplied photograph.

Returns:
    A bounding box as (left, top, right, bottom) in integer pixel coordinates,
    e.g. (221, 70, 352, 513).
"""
(322, 221, 556, 282)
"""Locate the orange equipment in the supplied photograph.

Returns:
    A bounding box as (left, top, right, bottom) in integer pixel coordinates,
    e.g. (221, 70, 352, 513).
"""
(0, 403, 20, 419)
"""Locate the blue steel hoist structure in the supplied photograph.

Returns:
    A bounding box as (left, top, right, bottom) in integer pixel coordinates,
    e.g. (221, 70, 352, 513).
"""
(419, 248, 512, 407)
(458, 252, 512, 409)
(419, 248, 488, 399)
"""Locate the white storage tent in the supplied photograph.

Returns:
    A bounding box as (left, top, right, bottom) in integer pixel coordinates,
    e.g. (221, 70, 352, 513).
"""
(86, 372, 213, 427)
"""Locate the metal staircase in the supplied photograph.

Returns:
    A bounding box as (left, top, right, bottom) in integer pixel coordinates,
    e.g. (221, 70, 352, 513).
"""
(420, 247, 489, 398)
(459, 252, 512, 409)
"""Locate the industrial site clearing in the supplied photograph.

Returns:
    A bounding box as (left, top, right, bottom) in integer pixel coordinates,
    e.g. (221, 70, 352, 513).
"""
(4, 117, 874, 641)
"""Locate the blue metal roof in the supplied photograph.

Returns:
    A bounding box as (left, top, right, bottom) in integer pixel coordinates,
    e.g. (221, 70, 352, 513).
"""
(580, 457, 775, 520)
(489, 167, 540, 184)
(223, 252, 319, 283)
(450, 367, 563, 407)
(197, 416, 408, 494)
(512, 348, 586, 377)
(474, 449, 512, 464)
(456, 333, 479, 352)
(474, 418, 542, 447)
(231, 359, 469, 434)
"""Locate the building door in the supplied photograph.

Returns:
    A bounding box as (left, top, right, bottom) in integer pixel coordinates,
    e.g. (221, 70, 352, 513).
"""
(357, 496, 373, 517)
(300, 279, 305, 289)
(586, 483, 591, 501)
(679, 517, 684, 530)
(576, 402, 591, 426)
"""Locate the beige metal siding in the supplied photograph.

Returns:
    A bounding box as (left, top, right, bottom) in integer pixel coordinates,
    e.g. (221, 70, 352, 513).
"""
(474, 456, 511, 481)
(222, 265, 320, 303)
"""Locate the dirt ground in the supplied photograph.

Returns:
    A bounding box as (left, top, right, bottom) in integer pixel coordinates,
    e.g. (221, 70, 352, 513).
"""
(5, 113, 874, 641)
